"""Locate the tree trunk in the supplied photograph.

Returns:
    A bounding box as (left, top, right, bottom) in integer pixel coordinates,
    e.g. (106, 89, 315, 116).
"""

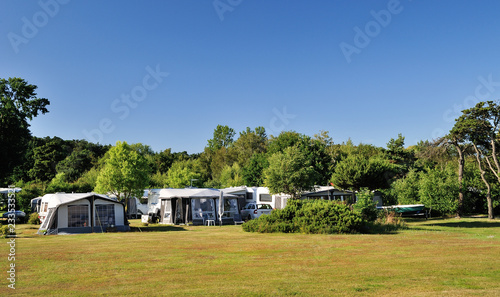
(487, 192, 494, 219)
(456, 145, 464, 218)
(473, 144, 495, 219)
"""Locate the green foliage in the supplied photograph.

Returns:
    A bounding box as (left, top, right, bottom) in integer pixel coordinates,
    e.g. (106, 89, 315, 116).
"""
(76, 167, 100, 190)
(264, 145, 317, 198)
(390, 169, 421, 205)
(56, 140, 108, 182)
(419, 164, 459, 215)
(450, 101, 500, 219)
(267, 131, 331, 185)
(46, 173, 71, 193)
(233, 126, 267, 167)
(353, 188, 378, 222)
(219, 163, 243, 187)
(15, 182, 43, 212)
(94, 141, 151, 201)
(390, 164, 460, 216)
(166, 159, 202, 188)
(411, 140, 451, 169)
(149, 171, 168, 188)
(241, 153, 269, 186)
(28, 136, 72, 182)
(242, 199, 364, 234)
(1, 225, 16, 238)
(209, 147, 237, 180)
(385, 133, 415, 172)
(0, 77, 50, 185)
(331, 154, 396, 191)
(207, 125, 235, 152)
(28, 212, 40, 225)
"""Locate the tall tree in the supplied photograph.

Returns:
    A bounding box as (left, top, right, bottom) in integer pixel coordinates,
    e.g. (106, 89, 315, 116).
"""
(264, 145, 317, 198)
(452, 101, 499, 219)
(267, 131, 331, 185)
(446, 131, 469, 218)
(330, 154, 396, 191)
(233, 126, 267, 167)
(385, 133, 415, 175)
(207, 124, 235, 152)
(0, 77, 50, 184)
(94, 141, 150, 201)
(241, 153, 269, 186)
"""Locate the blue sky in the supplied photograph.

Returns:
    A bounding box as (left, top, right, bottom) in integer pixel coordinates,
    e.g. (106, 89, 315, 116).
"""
(2, 0, 500, 154)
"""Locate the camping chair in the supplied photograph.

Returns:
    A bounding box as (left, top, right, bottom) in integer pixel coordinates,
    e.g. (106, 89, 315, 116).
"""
(233, 213, 244, 225)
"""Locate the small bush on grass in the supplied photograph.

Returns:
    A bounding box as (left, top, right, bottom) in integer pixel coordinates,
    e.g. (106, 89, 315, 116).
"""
(28, 212, 40, 225)
(363, 209, 407, 233)
(1, 225, 16, 238)
(242, 199, 364, 234)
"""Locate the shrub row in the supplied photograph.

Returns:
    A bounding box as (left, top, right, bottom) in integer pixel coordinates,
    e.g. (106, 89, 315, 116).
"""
(242, 199, 365, 234)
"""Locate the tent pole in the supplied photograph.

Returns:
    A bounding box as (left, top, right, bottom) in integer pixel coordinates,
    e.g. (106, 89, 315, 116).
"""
(91, 195, 94, 233)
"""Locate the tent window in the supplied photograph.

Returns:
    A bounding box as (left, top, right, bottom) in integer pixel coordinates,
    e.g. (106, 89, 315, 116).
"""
(95, 204, 115, 227)
(42, 202, 48, 213)
(68, 205, 89, 227)
(259, 194, 272, 202)
(217, 198, 238, 218)
(191, 199, 215, 220)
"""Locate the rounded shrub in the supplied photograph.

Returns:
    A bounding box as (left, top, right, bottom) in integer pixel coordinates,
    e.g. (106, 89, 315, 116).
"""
(28, 212, 41, 225)
(242, 199, 364, 234)
(1, 225, 16, 238)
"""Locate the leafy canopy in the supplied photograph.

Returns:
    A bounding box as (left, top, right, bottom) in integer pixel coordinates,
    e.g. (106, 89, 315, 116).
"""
(94, 141, 150, 200)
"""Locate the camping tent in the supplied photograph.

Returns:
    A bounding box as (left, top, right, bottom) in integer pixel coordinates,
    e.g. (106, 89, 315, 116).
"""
(37, 193, 129, 235)
(158, 188, 239, 225)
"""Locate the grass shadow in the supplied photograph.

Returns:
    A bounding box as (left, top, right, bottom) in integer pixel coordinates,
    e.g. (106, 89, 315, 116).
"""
(423, 221, 500, 229)
(129, 224, 187, 232)
(361, 222, 408, 235)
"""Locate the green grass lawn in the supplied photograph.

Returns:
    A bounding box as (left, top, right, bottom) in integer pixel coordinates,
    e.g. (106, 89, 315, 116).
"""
(1, 217, 499, 296)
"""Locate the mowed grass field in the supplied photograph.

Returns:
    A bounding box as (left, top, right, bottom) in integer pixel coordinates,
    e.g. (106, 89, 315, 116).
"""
(1, 217, 499, 296)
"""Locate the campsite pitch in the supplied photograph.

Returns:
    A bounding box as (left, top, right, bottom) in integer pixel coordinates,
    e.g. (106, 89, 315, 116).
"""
(1, 218, 499, 296)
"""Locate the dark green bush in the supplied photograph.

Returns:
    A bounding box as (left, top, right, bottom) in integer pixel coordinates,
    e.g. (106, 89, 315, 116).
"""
(242, 199, 364, 234)
(353, 189, 378, 222)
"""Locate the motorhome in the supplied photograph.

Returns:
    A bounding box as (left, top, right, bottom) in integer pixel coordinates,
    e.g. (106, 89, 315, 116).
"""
(221, 186, 290, 209)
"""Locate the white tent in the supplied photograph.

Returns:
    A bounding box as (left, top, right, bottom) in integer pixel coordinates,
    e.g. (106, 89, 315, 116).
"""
(37, 193, 129, 235)
(158, 188, 239, 225)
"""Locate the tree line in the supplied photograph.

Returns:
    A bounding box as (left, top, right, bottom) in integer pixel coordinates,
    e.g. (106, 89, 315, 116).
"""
(1, 78, 498, 218)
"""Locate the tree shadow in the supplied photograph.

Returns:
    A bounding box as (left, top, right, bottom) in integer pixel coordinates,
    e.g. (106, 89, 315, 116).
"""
(422, 221, 500, 229)
(130, 225, 187, 232)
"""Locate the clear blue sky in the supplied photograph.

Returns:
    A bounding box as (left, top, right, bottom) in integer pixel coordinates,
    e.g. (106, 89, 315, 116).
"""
(3, 0, 500, 154)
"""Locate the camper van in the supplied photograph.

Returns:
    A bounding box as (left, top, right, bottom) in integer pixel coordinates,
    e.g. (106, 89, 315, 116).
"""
(221, 186, 290, 210)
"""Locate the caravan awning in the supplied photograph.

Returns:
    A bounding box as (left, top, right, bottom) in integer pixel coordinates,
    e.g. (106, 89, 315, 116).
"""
(158, 188, 237, 199)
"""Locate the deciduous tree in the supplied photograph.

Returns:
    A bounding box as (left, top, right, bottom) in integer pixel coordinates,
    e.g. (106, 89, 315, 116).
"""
(0, 77, 50, 184)
(264, 145, 317, 198)
(94, 141, 150, 202)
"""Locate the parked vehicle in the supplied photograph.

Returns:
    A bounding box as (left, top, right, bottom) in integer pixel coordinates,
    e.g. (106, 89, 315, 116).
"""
(2, 210, 26, 222)
(240, 203, 273, 220)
